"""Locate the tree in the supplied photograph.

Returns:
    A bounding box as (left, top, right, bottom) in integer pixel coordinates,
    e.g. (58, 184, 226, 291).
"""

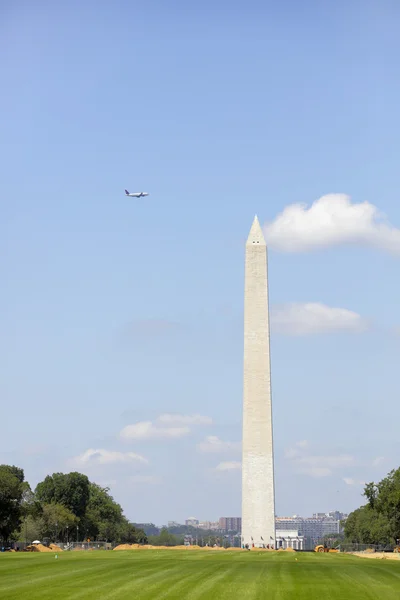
(82, 483, 147, 544)
(20, 482, 42, 520)
(117, 522, 147, 544)
(0, 465, 25, 541)
(345, 468, 400, 545)
(84, 483, 124, 541)
(148, 527, 181, 546)
(42, 503, 78, 540)
(35, 472, 90, 519)
(16, 515, 43, 543)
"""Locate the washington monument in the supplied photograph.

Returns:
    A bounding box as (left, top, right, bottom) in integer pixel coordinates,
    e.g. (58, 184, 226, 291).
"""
(241, 215, 276, 548)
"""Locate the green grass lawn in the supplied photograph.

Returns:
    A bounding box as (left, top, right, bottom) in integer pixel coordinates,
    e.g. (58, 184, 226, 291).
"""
(1, 550, 400, 599)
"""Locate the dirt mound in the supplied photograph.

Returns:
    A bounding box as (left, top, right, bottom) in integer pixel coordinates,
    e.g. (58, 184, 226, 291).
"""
(352, 552, 400, 561)
(285, 547, 296, 552)
(49, 544, 63, 552)
(26, 544, 53, 553)
(113, 544, 133, 551)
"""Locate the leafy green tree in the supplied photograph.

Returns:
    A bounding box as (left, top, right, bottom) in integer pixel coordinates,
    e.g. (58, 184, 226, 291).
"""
(20, 482, 42, 520)
(16, 515, 43, 543)
(148, 527, 182, 546)
(0, 465, 25, 541)
(345, 468, 400, 545)
(35, 472, 90, 519)
(82, 484, 148, 543)
(84, 484, 124, 540)
(40, 503, 78, 540)
(116, 522, 147, 544)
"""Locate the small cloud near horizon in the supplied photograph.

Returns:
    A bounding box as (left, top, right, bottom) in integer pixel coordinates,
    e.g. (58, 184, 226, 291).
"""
(197, 436, 241, 454)
(215, 461, 242, 472)
(128, 475, 162, 485)
(120, 413, 213, 441)
(271, 302, 368, 336)
(343, 478, 366, 486)
(285, 441, 356, 478)
(70, 448, 149, 467)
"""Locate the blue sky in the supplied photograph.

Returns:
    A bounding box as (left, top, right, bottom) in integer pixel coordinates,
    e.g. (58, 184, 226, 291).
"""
(1, 0, 400, 525)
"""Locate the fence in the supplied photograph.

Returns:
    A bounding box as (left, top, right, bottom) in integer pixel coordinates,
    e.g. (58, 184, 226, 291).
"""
(4, 541, 112, 552)
(58, 542, 112, 551)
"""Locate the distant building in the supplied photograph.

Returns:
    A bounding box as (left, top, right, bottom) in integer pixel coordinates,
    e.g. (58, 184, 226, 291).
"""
(275, 529, 304, 550)
(219, 517, 242, 532)
(275, 515, 341, 539)
(185, 517, 199, 527)
(167, 521, 181, 528)
(326, 511, 348, 524)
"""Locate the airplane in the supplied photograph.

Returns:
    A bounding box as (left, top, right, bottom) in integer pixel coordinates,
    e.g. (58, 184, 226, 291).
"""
(124, 189, 149, 198)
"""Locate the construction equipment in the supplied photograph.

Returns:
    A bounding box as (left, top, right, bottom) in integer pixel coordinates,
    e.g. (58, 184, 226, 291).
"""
(314, 544, 339, 553)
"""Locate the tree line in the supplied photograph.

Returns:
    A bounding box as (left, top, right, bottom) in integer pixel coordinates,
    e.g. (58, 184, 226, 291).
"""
(0, 464, 147, 545)
(344, 467, 400, 546)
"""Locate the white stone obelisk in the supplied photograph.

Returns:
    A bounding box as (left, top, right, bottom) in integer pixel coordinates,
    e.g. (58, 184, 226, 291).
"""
(241, 215, 275, 549)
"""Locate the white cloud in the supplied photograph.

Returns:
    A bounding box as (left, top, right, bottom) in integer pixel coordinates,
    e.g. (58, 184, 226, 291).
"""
(271, 302, 367, 335)
(298, 455, 355, 469)
(120, 413, 212, 441)
(129, 475, 161, 485)
(343, 478, 365, 486)
(302, 467, 332, 478)
(372, 456, 384, 467)
(72, 448, 148, 466)
(158, 414, 213, 426)
(215, 461, 242, 471)
(197, 436, 241, 454)
(285, 441, 355, 478)
(120, 421, 190, 441)
(296, 440, 309, 449)
(263, 194, 400, 254)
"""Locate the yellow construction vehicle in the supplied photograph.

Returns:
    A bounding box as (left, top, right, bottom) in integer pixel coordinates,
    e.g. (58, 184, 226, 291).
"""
(314, 544, 338, 553)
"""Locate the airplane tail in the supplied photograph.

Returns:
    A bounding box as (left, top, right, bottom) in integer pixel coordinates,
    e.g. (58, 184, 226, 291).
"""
(125, 189, 129, 195)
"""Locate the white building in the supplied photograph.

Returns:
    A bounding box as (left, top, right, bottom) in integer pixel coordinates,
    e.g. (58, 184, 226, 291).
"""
(275, 530, 304, 550)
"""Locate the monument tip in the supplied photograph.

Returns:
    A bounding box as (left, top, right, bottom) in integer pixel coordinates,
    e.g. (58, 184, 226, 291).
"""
(247, 215, 266, 245)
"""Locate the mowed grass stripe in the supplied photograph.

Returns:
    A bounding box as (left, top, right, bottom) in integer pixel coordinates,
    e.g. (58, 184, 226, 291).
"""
(140, 558, 233, 600)
(337, 560, 400, 600)
(1, 550, 400, 599)
(0, 558, 106, 594)
(62, 560, 169, 600)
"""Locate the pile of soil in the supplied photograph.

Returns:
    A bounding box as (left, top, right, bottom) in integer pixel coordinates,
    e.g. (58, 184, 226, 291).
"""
(352, 552, 400, 561)
(113, 544, 134, 551)
(25, 544, 53, 553)
(49, 544, 63, 552)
